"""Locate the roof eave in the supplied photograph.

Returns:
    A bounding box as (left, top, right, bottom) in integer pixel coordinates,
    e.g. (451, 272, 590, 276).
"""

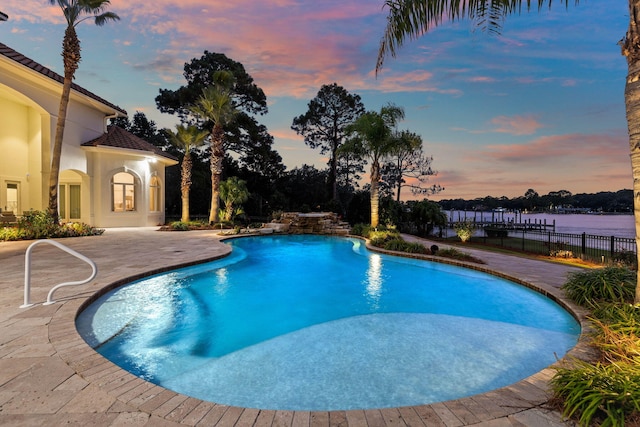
(82, 145, 178, 166)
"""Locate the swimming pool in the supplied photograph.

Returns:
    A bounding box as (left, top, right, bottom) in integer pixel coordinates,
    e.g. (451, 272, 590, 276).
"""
(76, 235, 580, 411)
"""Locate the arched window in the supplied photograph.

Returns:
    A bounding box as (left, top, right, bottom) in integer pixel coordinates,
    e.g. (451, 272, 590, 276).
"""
(149, 175, 161, 212)
(112, 172, 135, 212)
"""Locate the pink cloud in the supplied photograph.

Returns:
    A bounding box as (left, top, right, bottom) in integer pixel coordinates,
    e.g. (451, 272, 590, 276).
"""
(484, 132, 628, 163)
(490, 114, 543, 135)
(469, 76, 496, 83)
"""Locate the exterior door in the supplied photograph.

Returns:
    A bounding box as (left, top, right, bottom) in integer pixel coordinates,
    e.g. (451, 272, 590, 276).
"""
(60, 184, 81, 221)
(5, 182, 19, 214)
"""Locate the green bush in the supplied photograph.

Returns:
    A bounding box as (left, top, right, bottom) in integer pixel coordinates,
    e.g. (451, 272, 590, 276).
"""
(350, 223, 370, 237)
(18, 210, 58, 239)
(613, 250, 637, 269)
(169, 221, 190, 231)
(381, 238, 427, 254)
(369, 229, 401, 247)
(562, 267, 636, 307)
(0, 210, 104, 241)
(589, 303, 640, 363)
(436, 248, 485, 264)
(551, 360, 640, 427)
(453, 220, 475, 242)
(0, 226, 27, 241)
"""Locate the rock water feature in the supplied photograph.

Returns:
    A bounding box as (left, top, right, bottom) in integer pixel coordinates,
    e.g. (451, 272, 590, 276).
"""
(262, 212, 351, 235)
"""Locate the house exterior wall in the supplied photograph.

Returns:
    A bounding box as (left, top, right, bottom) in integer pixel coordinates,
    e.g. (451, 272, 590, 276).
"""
(1, 47, 173, 228)
(85, 149, 167, 227)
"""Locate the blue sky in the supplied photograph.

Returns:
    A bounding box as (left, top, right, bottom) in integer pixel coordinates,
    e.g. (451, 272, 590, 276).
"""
(0, 0, 630, 200)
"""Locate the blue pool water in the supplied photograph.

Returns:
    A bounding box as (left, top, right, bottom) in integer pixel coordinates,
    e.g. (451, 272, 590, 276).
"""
(76, 235, 580, 411)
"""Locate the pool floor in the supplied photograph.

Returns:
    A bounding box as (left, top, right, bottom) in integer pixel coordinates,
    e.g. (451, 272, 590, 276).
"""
(76, 235, 580, 411)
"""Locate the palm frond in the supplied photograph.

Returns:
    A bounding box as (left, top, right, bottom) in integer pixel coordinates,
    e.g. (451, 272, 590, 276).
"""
(376, 0, 575, 74)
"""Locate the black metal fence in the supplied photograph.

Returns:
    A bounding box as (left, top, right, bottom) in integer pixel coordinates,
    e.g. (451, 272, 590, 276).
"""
(474, 228, 636, 266)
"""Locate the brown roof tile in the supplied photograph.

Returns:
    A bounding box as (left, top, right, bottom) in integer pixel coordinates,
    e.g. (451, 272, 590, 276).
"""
(82, 126, 177, 161)
(0, 42, 127, 115)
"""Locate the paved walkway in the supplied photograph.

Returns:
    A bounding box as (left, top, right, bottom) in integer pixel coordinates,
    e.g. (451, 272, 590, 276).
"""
(0, 228, 595, 426)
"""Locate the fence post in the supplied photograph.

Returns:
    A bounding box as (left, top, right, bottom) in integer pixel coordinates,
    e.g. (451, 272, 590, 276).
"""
(522, 229, 525, 251)
(610, 235, 615, 261)
(581, 233, 586, 258)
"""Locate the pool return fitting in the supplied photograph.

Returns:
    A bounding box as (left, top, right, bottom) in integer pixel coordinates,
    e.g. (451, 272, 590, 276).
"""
(20, 239, 97, 308)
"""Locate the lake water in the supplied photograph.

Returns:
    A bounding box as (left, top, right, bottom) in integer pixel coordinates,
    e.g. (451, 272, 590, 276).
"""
(446, 211, 635, 239)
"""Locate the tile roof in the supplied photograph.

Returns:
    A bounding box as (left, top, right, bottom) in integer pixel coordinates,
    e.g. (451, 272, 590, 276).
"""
(82, 125, 177, 161)
(0, 42, 127, 115)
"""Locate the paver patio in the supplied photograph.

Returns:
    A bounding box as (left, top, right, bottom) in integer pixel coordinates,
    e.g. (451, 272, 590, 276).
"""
(0, 228, 595, 426)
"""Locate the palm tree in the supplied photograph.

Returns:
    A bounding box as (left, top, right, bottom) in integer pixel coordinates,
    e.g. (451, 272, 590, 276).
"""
(190, 71, 238, 224)
(219, 176, 250, 222)
(376, 0, 640, 303)
(48, 0, 119, 222)
(341, 104, 405, 227)
(165, 125, 209, 223)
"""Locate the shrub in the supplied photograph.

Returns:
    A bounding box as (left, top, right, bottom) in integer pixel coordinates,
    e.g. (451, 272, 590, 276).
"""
(350, 223, 370, 237)
(590, 303, 640, 363)
(562, 267, 636, 307)
(0, 226, 27, 241)
(453, 220, 475, 242)
(8, 210, 103, 240)
(169, 221, 190, 231)
(381, 238, 427, 254)
(18, 210, 58, 239)
(368, 229, 401, 247)
(551, 359, 640, 427)
(436, 248, 485, 264)
(613, 249, 637, 269)
(59, 222, 104, 237)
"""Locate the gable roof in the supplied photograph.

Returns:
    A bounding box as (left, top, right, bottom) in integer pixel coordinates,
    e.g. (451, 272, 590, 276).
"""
(0, 42, 127, 115)
(82, 126, 177, 161)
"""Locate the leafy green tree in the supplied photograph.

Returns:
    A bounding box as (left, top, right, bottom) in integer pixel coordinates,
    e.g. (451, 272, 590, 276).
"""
(190, 71, 238, 224)
(291, 83, 366, 203)
(48, 0, 119, 222)
(274, 165, 330, 212)
(155, 51, 270, 161)
(165, 125, 209, 222)
(407, 199, 447, 236)
(375, 0, 640, 303)
(220, 176, 250, 222)
(382, 130, 442, 202)
(341, 103, 405, 227)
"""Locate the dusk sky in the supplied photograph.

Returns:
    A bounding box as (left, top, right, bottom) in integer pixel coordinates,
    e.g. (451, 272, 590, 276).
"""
(0, 1, 630, 201)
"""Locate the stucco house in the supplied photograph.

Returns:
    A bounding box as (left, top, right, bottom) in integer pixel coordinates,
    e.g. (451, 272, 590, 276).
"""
(0, 42, 178, 227)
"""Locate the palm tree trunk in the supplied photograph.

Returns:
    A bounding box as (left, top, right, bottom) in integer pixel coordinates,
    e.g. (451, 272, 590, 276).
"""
(622, 0, 640, 303)
(370, 161, 381, 228)
(181, 152, 192, 222)
(48, 74, 73, 223)
(49, 26, 81, 224)
(209, 124, 224, 224)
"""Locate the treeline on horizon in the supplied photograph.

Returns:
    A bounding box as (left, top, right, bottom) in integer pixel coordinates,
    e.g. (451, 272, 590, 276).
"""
(436, 189, 633, 213)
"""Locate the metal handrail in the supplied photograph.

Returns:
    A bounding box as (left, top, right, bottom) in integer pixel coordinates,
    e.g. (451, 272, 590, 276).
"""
(20, 239, 98, 308)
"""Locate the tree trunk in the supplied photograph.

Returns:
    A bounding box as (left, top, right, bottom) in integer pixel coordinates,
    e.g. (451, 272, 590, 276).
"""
(181, 152, 192, 223)
(48, 74, 73, 223)
(370, 161, 381, 228)
(209, 124, 224, 224)
(49, 26, 80, 224)
(330, 145, 338, 203)
(622, 0, 640, 304)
